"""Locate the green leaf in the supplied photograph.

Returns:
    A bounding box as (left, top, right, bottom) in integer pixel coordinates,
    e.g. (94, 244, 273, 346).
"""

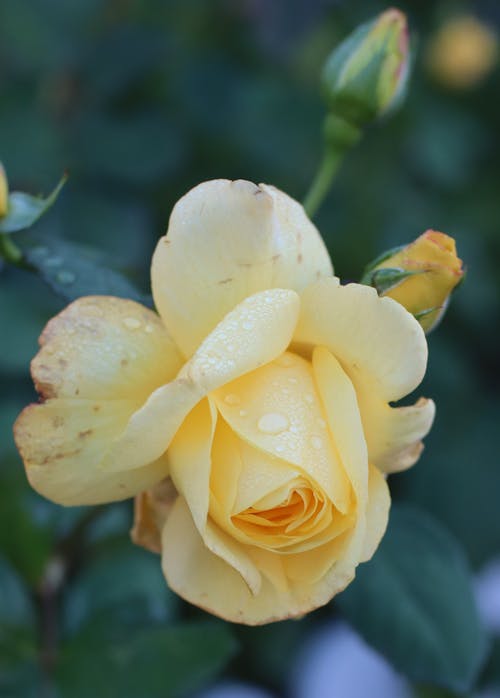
(63, 546, 178, 635)
(18, 235, 151, 304)
(55, 619, 237, 698)
(336, 504, 488, 693)
(0, 175, 66, 234)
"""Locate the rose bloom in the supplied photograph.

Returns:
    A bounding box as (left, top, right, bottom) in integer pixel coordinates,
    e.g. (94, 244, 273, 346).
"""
(14, 180, 435, 624)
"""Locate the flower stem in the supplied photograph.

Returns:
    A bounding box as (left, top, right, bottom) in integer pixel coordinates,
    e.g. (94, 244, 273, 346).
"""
(303, 148, 344, 219)
(303, 114, 362, 219)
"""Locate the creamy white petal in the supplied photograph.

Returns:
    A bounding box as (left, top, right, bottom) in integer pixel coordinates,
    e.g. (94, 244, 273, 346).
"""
(152, 179, 332, 356)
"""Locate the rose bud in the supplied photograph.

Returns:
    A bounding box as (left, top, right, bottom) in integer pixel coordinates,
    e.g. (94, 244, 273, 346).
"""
(364, 230, 464, 332)
(322, 8, 410, 128)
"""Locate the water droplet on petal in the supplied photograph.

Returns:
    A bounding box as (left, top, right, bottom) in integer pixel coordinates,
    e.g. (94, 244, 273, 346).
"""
(310, 436, 323, 450)
(123, 317, 141, 329)
(304, 393, 314, 405)
(242, 320, 254, 330)
(239, 409, 247, 417)
(224, 393, 241, 406)
(145, 324, 154, 333)
(56, 270, 76, 284)
(257, 412, 289, 435)
(318, 418, 327, 429)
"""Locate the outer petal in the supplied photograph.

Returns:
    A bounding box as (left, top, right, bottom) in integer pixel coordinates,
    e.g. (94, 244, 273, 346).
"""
(357, 393, 436, 473)
(14, 297, 182, 505)
(152, 179, 332, 356)
(15, 399, 170, 505)
(294, 278, 428, 402)
(104, 288, 300, 472)
(361, 465, 391, 562)
(31, 296, 182, 401)
(161, 497, 365, 625)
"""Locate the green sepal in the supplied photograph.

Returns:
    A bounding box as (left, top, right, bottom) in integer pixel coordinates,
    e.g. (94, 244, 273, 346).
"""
(361, 266, 425, 295)
(0, 173, 67, 234)
(360, 244, 406, 279)
(414, 306, 440, 321)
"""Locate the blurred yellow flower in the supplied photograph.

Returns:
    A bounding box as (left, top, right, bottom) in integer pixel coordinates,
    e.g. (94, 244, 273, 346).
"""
(426, 16, 498, 89)
(14, 180, 434, 624)
(374, 230, 464, 332)
(0, 163, 8, 218)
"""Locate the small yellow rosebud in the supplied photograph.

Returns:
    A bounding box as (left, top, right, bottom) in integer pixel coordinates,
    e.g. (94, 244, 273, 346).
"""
(0, 163, 8, 218)
(426, 16, 498, 89)
(322, 8, 410, 128)
(373, 230, 464, 332)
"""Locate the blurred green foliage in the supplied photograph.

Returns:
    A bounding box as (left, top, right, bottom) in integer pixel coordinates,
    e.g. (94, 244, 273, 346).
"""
(1, 0, 499, 696)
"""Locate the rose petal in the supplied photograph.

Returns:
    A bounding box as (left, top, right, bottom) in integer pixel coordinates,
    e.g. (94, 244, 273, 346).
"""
(152, 179, 332, 356)
(162, 497, 364, 624)
(14, 399, 169, 505)
(357, 393, 435, 473)
(361, 465, 391, 562)
(105, 288, 300, 472)
(311, 346, 369, 504)
(214, 352, 351, 513)
(14, 296, 182, 505)
(31, 295, 182, 401)
(294, 278, 428, 402)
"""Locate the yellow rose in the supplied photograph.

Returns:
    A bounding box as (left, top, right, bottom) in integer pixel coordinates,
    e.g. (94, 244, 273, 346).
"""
(14, 180, 434, 624)
(372, 230, 464, 332)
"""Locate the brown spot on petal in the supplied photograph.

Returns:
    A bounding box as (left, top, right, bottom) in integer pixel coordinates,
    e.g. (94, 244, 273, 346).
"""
(78, 429, 93, 439)
(297, 253, 303, 264)
(120, 359, 128, 367)
(218, 277, 233, 285)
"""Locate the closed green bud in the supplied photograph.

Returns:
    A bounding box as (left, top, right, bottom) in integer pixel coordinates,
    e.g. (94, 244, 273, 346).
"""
(322, 8, 410, 128)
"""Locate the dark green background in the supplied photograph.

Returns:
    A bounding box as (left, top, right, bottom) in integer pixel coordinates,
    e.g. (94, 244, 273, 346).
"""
(1, 1, 499, 696)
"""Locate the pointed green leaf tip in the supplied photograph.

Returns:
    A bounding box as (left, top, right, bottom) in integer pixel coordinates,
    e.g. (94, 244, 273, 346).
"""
(0, 173, 67, 234)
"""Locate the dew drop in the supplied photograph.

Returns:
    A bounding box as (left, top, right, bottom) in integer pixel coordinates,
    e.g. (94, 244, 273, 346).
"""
(242, 320, 254, 330)
(224, 393, 241, 406)
(239, 409, 247, 417)
(310, 436, 323, 450)
(275, 445, 285, 453)
(318, 418, 327, 429)
(304, 393, 314, 405)
(288, 377, 298, 385)
(145, 324, 154, 334)
(257, 412, 289, 435)
(123, 317, 141, 330)
(56, 270, 76, 284)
